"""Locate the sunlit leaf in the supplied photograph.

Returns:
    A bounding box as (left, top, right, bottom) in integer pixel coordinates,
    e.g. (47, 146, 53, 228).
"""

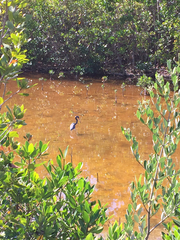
(41, 143, 49, 153)
(0, 97, 4, 104)
(18, 93, 29, 96)
(63, 145, 69, 159)
(9, 131, 19, 138)
(136, 110, 141, 119)
(85, 233, 94, 240)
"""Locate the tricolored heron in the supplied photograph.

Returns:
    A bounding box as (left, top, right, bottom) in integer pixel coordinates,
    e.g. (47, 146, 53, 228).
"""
(70, 116, 80, 131)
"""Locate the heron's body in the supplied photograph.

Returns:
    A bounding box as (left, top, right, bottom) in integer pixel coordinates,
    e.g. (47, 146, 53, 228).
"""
(70, 116, 80, 130)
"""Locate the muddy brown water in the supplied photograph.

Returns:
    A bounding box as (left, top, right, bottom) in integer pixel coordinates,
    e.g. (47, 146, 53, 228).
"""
(3, 74, 179, 239)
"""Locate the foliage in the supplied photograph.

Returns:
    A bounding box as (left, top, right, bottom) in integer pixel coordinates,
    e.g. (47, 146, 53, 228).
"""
(120, 58, 180, 239)
(136, 74, 153, 95)
(0, 0, 30, 78)
(0, 146, 108, 239)
(22, 0, 180, 75)
(73, 65, 85, 77)
(2, 1, 180, 240)
(162, 220, 180, 239)
(107, 221, 125, 240)
(0, 1, 108, 239)
(136, 74, 153, 89)
(121, 82, 126, 96)
(0, 0, 34, 146)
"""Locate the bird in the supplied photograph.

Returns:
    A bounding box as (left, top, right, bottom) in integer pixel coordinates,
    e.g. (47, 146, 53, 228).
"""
(70, 116, 80, 131)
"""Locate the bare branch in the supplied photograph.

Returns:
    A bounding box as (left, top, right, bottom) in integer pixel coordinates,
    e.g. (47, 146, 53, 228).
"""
(0, 89, 21, 110)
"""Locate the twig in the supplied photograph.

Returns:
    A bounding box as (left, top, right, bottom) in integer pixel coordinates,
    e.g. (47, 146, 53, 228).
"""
(71, 147, 73, 164)
(0, 121, 14, 143)
(0, 89, 21, 110)
(2, 82, 7, 99)
(145, 109, 171, 240)
(149, 214, 170, 234)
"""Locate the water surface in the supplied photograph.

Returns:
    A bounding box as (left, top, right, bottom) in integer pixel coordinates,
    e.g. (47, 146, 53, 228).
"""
(4, 74, 177, 239)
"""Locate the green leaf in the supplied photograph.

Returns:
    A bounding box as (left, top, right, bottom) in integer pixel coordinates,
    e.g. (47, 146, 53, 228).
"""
(69, 196, 76, 208)
(148, 119, 153, 129)
(78, 178, 84, 191)
(173, 219, 180, 227)
(83, 211, 90, 223)
(9, 131, 19, 138)
(6, 105, 13, 121)
(90, 226, 103, 234)
(138, 207, 143, 216)
(159, 157, 166, 164)
(140, 117, 145, 124)
(134, 214, 139, 223)
(28, 163, 35, 171)
(85, 233, 94, 240)
(6, 91, 12, 96)
(136, 110, 141, 119)
(63, 145, 69, 159)
(56, 155, 62, 168)
(154, 82, 157, 90)
(41, 143, 49, 153)
(18, 93, 29, 96)
(167, 60, 171, 71)
(16, 120, 26, 126)
(59, 148, 64, 158)
(128, 204, 132, 213)
(147, 108, 154, 117)
(6, 21, 15, 30)
(28, 143, 34, 154)
(29, 83, 38, 88)
(34, 161, 46, 168)
(58, 176, 68, 187)
(85, 200, 90, 213)
(47, 215, 57, 222)
(132, 137, 138, 150)
(0, 123, 7, 128)
(14, 162, 26, 167)
(39, 140, 43, 149)
(0, 97, 3, 104)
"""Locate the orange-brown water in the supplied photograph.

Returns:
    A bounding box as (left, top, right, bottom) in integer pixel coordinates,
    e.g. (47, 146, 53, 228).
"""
(3, 74, 179, 239)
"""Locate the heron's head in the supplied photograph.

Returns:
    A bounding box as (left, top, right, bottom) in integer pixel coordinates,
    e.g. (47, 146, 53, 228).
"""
(75, 116, 80, 122)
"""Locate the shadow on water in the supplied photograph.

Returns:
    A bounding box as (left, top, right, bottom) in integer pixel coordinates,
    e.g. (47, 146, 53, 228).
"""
(5, 74, 166, 239)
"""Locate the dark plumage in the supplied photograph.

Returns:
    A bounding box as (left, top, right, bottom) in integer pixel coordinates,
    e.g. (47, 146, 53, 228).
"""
(70, 116, 80, 130)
